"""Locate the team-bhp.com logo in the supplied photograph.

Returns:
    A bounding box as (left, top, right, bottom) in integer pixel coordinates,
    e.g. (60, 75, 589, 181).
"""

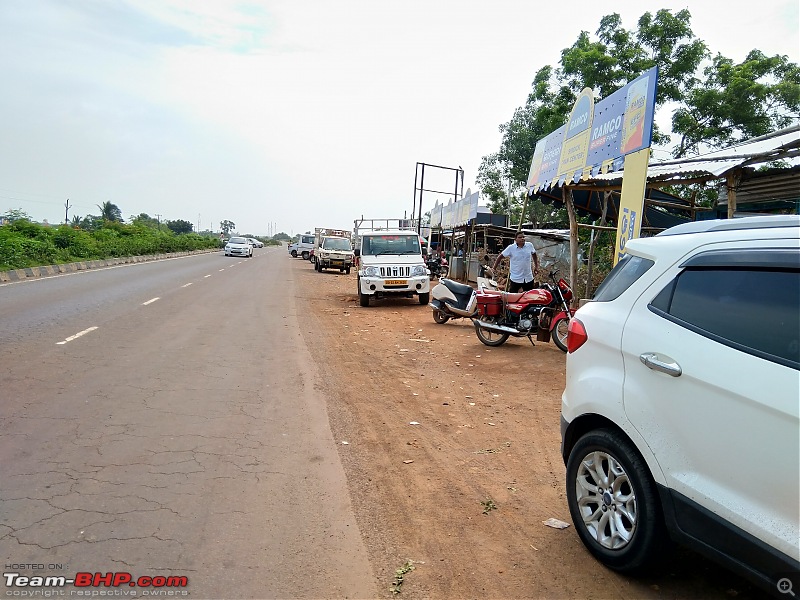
(4, 572, 188, 595)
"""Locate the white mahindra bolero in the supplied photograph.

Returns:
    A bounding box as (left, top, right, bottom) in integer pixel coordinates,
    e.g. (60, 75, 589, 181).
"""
(356, 230, 430, 307)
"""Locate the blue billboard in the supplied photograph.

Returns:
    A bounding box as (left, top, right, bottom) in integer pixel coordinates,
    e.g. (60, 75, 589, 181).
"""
(527, 66, 658, 192)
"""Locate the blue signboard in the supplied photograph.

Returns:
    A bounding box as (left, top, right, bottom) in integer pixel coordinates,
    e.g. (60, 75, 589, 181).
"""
(527, 67, 658, 192)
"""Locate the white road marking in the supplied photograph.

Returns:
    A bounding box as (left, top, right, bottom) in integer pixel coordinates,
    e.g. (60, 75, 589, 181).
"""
(204, 275, 212, 278)
(182, 282, 193, 288)
(219, 269, 225, 272)
(57, 326, 98, 345)
(142, 297, 160, 305)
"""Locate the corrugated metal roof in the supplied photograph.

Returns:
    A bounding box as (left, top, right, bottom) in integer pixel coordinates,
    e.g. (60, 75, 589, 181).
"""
(556, 125, 800, 186)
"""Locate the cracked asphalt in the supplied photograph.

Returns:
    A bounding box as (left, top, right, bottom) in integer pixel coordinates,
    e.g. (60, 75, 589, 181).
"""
(0, 248, 376, 599)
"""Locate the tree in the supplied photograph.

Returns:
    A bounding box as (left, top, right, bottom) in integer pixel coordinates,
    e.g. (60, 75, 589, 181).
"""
(477, 9, 799, 210)
(131, 213, 160, 228)
(220, 220, 236, 235)
(97, 201, 123, 222)
(273, 232, 291, 241)
(672, 50, 800, 156)
(166, 219, 194, 234)
(1, 208, 32, 223)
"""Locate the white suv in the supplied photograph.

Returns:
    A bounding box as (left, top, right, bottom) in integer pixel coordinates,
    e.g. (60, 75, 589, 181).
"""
(561, 215, 799, 594)
(356, 230, 430, 307)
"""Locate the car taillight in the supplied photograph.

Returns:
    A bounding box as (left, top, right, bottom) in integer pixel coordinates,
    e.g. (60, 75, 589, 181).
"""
(566, 318, 588, 353)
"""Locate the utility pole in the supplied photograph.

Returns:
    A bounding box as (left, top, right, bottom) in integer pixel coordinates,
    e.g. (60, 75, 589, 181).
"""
(64, 198, 72, 225)
(155, 214, 162, 231)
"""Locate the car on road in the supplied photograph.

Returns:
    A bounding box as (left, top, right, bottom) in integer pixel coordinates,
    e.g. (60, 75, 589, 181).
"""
(560, 215, 799, 595)
(248, 238, 264, 248)
(225, 236, 253, 257)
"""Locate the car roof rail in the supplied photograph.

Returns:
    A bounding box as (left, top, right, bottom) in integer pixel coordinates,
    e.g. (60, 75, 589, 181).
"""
(657, 215, 800, 237)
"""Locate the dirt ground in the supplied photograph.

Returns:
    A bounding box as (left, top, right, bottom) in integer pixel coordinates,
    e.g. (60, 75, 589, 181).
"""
(294, 258, 767, 600)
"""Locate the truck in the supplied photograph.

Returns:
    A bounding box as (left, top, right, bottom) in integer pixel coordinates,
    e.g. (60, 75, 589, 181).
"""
(355, 227, 430, 307)
(313, 228, 354, 274)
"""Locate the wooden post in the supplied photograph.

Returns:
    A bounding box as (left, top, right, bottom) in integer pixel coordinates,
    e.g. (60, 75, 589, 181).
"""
(565, 186, 579, 307)
(727, 170, 741, 219)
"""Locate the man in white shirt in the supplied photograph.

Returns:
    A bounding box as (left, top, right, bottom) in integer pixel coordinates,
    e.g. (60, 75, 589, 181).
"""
(492, 232, 540, 293)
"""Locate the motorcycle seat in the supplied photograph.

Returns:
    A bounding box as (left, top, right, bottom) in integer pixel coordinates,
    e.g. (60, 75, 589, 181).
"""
(479, 289, 525, 303)
(442, 279, 473, 296)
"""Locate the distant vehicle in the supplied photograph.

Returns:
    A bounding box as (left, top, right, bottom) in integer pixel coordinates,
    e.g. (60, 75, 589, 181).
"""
(225, 236, 253, 258)
(561, 215, 800, 595)
(313, 229, 354, 274)
(291, 234, 315, 260)
(248, 238, 263, 248)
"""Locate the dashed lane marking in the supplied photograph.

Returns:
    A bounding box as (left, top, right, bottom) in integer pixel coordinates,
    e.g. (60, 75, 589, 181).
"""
(56, 326, 99, 345)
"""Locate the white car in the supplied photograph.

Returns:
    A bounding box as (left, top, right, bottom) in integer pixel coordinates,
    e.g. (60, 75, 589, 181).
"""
(224, 236, 253, 257)
(561, 215, 799, 595)
(248, 238, 263, 248)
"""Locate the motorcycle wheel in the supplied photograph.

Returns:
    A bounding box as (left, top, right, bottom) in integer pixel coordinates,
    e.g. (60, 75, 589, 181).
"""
(553, 316, 569, 353)
(433, 310, 450, 324)
(475, 319, 510, 347)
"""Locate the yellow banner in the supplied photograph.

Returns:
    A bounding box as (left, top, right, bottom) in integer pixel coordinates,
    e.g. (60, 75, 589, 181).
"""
(614, 148, 650, 265)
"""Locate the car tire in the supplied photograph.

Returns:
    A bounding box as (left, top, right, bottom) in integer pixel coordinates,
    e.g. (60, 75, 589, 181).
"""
(418, 292, 430, 305)
(291, 250, 297, 258)
(565, 428, 666, 573)
(358, 279, 370, 307)
(552, 316, 570, 353)
(345, 267, 351, 275)
(302, 251, 309, 260)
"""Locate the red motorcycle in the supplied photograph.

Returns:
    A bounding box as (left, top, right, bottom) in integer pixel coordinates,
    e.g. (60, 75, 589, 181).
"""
(472, 270, 574, 352)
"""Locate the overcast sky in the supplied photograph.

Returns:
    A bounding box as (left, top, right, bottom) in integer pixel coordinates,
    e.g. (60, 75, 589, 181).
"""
(0, 1, 797, 235)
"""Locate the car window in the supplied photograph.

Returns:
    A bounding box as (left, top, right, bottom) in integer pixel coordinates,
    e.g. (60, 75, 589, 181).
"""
(229, 237, 247, 243)
(650, 267, 800, 369)
(592, 254, 654, 302)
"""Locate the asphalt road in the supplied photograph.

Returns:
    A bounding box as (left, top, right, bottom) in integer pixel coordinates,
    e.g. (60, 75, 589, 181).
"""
(0, 248, 377, 599)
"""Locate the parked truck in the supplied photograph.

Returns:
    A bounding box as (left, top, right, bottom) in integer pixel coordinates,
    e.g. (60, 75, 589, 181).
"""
(354, 221, 429, 307)
(313, 228, 354, 274)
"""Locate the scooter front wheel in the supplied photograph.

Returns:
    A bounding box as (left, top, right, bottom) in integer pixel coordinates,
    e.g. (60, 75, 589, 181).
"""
(432, 310, 450, 324)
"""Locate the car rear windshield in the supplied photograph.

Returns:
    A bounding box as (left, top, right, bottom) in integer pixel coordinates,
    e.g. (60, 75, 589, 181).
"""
(592, 254, 654, 302)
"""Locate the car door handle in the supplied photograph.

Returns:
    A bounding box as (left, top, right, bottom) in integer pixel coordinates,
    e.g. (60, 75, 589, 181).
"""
(639, 353, 682, 377)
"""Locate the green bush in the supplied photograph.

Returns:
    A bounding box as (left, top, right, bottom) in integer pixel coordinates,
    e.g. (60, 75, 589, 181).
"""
(0, 220, 219, 271)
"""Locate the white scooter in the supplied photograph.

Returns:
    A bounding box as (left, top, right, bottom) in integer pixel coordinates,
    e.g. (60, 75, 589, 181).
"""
(428, 263, 498, 324)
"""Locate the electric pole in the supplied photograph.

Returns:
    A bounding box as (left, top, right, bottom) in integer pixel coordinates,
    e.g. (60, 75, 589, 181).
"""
(64, 198, 72, 224)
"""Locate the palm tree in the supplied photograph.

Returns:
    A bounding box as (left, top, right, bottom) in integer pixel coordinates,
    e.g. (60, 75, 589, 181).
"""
(97, 201, 123, 222)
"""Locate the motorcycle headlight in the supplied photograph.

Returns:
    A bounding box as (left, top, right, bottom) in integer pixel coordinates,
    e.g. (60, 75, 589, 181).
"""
(363, 266, 379, 277)
(411, 265, 427, 277)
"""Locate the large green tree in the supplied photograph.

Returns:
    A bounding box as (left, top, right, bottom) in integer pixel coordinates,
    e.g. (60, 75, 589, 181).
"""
(478, 9, 800, 220)
(166, 219, 194, 234)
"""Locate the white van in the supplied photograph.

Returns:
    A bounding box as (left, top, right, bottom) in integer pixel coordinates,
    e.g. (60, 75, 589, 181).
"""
(289, 234, 315, 260)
